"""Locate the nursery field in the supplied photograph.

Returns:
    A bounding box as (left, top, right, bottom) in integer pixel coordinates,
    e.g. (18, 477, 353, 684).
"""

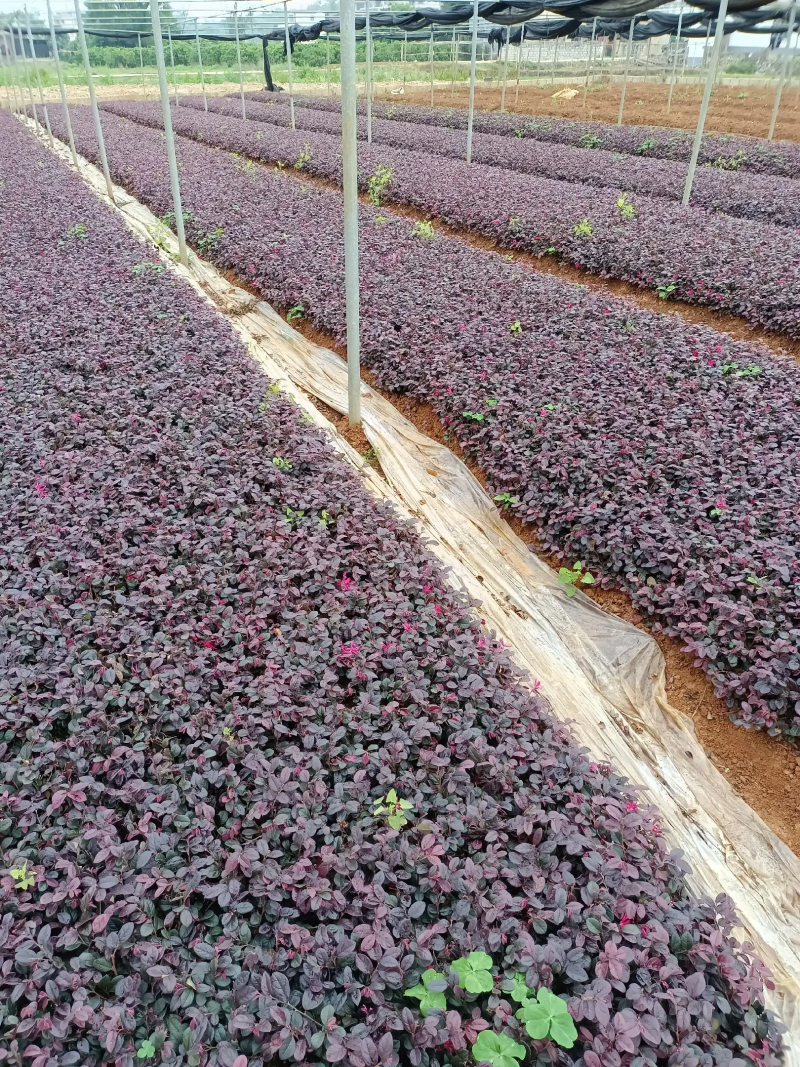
(267, 91, 800, 178)
(101, 96, 800, 341)
(1, 109, 789, 1067)
(38, 102, 800, 745)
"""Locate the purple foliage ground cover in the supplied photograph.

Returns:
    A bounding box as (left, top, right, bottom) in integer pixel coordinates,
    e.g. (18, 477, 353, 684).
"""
(46, 104, 800, 742)
(100, 98, 800, 341)
(203, 93, 800, 231)
(267, 93, 800, 179)
(0, 112, 783, 1067)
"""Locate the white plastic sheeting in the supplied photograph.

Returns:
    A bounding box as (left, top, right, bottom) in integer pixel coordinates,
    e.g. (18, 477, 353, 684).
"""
(31, 119, 800, 1056)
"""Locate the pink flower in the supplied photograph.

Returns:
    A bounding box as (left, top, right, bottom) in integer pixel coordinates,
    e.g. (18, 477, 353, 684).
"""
(338, 574, 353, 592)
(34, 483, 48, 496)
(434, 605, 442, 615)
(339, 642, 360, 659)
(423, 583, 432, 593)
(71, 412, 81, 422)
(625, 801, 639, 813)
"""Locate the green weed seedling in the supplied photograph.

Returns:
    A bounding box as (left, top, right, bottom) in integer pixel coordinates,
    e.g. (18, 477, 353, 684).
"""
(286, 304, 304, 323)
(404, 969, 447, 1016)
(573, 219, 593, 238)
(616, 193, 636, 220)
(636, 137, 657, 153)
(515, 987, 578, 1048)
(580, 133, 603, 149)
(470, 1032, 525, 1067)
(10, 860, 35, 892)
(493, 493, 518, 510)
(657, 281, 677, 300)
(272, 457, 293, 472)
(412, 219, 435, 240)
(451, 951, 494, 993)
(509, 320, 522, 334)
(368, 163, 393, 205)
(373, 788, 412, 830)
(558, 560, 595, 597)
(132, 262, 165, 276)
(294, 142, 313, 170)
(197, 228, 224, 255)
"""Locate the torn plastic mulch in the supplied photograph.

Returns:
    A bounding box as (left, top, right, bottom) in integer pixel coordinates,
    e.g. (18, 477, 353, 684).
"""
(31, 119, 800, 1061)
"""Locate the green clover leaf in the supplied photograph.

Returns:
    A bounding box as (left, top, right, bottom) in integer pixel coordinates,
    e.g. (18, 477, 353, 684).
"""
(404, 969, 447, 1016)
(452, 951, 494, 994)
(515, 987, 577, 1048)
(137, 1039, 156, 1060)
(504, 972, 532, 1004)
(471, 1030, 525, 1067)
(10, 861, 35, 892)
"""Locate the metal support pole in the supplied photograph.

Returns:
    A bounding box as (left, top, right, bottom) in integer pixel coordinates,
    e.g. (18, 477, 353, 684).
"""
(326, 32, 331, 97)
(26, 8, 53, 146)
(167, 25, 178, 105)
(7, 25, 26, 116)
(768, 1, 797, 140)
(47, 0, 77, 164)
(196, 31, 207, 110)
(450, 27, 457, 97)
(536, 38, 542, 83)
(365, 0, 372, 141)
(617, 17, 635, 124)
(500, 24, 510, 111)
(74, 0, 114, 201)
(149, 0, 187, 263)
(429, 27, 434, 105)
(15, 21, 37, 125)
(339, 0, 361, 427)
(682, 0, 729, 205)
(644, 35, 651, 81)
(235, 3, 246, 120)
(137, 32, 147, 100)
(466, 0, 479, 162)
(550, 35, 558, 85)
(583, 17, 597, 105)
(403, 31, 408, 92)
(667, 2, 684, 114)
(282, 1, 294, 128)
(515, 25, 523, 102)
(0, 35, 12, 111)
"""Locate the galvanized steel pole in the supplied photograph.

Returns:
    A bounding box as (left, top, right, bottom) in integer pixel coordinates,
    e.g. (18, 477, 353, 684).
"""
(466, 0, 479, 162)
(26, 8, 53, 147)
(340, 0, 361, 426)
(73, 0, 115, 201)
(768, 1, 797, 140)
(14, 21, 38, 125)
(326, 32, 331, 96)
(500, 24, 510, 111)
(450, 27, 457, 98)
(0, 34, 13, 111)
(282, 1, 295, 128)
(235, 3, 247, 120)
(167, 24, 178, 105)
(149, 0, 187, 263)
(682, 0, 729, 205)
(137, 32, 147, 99)
(583, 17, 597, 106)
(617, 16, 635, 124)
(196, 31, 208, 110)
(365, 0, 372, 141)
(429, 27, 434, 105)
(667, 2, 684, 114)
(47, 0, 77, 164)
(514, 23, 523, 102)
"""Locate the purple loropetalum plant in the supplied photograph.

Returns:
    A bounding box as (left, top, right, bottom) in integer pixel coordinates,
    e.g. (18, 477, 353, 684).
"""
(0, 112, 784, 1066)
(45, 104, 800, 738)
(98, 97, 800, 338)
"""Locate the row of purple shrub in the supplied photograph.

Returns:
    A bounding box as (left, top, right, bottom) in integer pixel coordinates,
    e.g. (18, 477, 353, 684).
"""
(101, 98, 800, 340)
(1, 111, 783, 1067)
(46, 103, 800, 742)
(268, 91, 800, 179)
(198, 93, 800, 230)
